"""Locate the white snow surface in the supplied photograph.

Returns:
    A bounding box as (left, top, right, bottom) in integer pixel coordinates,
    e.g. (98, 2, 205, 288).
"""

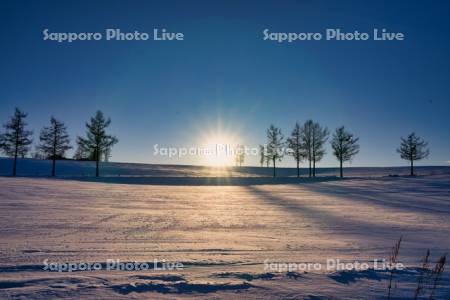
(0, 160, 449, 299)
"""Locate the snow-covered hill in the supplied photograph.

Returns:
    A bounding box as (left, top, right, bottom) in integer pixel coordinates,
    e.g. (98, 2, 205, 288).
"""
(1, 157, 449, 179)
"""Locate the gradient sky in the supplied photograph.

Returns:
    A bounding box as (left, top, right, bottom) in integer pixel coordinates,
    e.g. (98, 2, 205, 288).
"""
(0, 0, 449, 167)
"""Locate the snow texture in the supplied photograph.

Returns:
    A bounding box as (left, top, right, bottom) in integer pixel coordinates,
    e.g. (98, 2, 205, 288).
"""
(0, 159, 449, 299)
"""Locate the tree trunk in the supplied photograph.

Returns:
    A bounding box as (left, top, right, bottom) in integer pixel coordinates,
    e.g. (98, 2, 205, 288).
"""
(340, 159, 343, 178)
(296, 160, 300, 178)
(95, 148, 100, 177)
(313, 159, 316, 177)
(410, 159, 414, 176)
(312, 139, 315, 178)
(13, 143, 18, 177)
(52, 158, 56, 177)
(13, 153, 17, 177)
(309, 159, 312, 178)
(272, 158, 276, 178)
(13, 124, 19, 177)
(52, 130, 57, 177)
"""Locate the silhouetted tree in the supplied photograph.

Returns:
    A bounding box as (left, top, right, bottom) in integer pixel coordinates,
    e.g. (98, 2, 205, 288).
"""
(311, 122, 329, 177)
(300, 120, 314, 177)
(0, 108, 33, 176)
(266, 125, 284, 177)
(73, 136, 90, 160)
(103, 146, 112, 162)
(38, 117, 72, 176)
(77, 111, 118, 177)
(331, 126, 360, 178)
(397, 132, 429, 176)
(259, 145, 266, 167)
(287, 122, 306, 177)
(235, 144, 245, 167)
(31, 146, 46, 160)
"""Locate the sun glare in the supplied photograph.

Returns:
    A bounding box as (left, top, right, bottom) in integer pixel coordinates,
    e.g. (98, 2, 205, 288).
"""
(201, 134, 239, 167)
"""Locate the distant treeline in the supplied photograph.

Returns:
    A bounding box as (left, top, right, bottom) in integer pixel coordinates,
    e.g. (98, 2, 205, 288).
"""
(0, 108, 429, 178)
(257, 121, 429, 178)
(0, 108, 117, 177)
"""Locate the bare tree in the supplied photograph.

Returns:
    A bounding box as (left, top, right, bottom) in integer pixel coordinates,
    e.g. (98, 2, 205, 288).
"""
(73, 136, 90, 160)
(103, 145, 112, 162)
(259, 144, 266, 167)
(300, 120, 314, 177)
(234, 144, 245, 167)
(266, 125, 284, 177)
(311, 122, 329, 177)
(31, 146, 46, 160)
(397, 132, 429, 176)
(331, 126, 360, 178)
(78, 111, 118, 177)
(38, 117, 72, 176)
(287, 122, 306, 177)
(0, 108, 33, 176)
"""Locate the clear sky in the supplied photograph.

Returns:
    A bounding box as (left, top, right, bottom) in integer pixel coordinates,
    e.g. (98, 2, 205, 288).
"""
(0, 0, 449, 167)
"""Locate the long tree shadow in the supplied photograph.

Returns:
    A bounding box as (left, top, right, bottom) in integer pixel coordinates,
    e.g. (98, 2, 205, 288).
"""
(243, 185, 414, 236)
(244, 181, 450, 261)
(296, 177, 450, 215)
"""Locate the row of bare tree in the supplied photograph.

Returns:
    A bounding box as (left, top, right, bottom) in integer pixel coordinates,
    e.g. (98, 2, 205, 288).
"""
(0, 109, 430, 178)
(260, 120, 429, 178)
(0, 108, 117, 177)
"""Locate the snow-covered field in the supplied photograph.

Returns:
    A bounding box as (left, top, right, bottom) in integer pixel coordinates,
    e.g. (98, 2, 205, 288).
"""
(0, 161, 450, 299)
(1, 157, 450, 179)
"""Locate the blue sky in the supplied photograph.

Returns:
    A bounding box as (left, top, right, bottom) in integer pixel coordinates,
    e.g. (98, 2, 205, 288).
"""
(0, 0, 449, 167)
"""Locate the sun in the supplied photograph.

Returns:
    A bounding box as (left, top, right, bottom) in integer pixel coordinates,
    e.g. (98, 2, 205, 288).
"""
(200, 133, 239, 167)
